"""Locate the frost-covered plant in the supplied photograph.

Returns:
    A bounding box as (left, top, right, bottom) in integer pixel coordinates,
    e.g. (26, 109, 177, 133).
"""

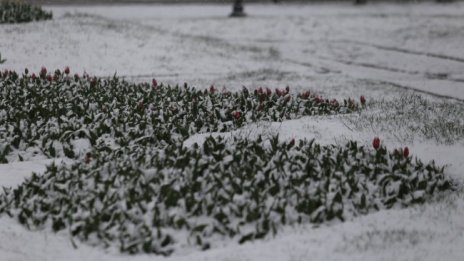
(0, 68, 359, 162)
(0, 0, 52, 24)
(346, 94, 464, 144)
(0, 136, 453, 255)
(0, 68, 453, 256)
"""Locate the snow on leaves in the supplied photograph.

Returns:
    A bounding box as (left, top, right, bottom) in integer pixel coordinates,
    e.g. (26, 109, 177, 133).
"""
(0, 69, 454, 255)
(0, 69, 357, 162)
(0, 136, 452, 255)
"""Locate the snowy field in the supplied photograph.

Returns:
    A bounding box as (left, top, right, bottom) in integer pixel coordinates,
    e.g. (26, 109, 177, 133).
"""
(1, 2, 464, 261)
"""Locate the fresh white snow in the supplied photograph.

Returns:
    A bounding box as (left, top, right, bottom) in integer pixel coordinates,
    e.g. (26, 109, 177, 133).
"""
(1, 2, 463, 261)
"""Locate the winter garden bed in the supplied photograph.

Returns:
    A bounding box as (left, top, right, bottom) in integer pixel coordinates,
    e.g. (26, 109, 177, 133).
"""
(0, 0, 52, 24)
(0, 68, 454, 255)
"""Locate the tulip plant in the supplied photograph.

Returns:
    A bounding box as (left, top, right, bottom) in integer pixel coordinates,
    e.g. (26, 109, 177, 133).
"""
(0, 68, 454, 255)
(0, 0, 52, 24)
(0, 68, 359, 163)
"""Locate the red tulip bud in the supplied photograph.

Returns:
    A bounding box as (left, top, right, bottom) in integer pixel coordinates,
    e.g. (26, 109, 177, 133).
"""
(275, 88, 282, 97)
(232, 111, 241, 120)
(266, 88, 272, 97)
(360, 95, 366, 106)
(403, 147, 409, 157)
(31, 73, 36, 81)
(209, 85, 216, 93)
(289, 138, 295, 147)
(373, 137, 380, 150)
(301, 91, 310, 99)
(64, 66, 70, 75)
(47, 74, 53, 82)
(40, 66, 47, 77)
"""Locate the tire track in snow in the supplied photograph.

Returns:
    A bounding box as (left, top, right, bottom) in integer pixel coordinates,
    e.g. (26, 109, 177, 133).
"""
(368, 80, 464, 102)
(335, 39, 464, 64)
(283, 57, 464, 101)
(322, 57, 464, 85)
(282, 59, 341, 74)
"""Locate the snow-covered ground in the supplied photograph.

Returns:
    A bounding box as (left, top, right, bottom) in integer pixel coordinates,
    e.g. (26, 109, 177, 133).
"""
(1, 2, 463, 261)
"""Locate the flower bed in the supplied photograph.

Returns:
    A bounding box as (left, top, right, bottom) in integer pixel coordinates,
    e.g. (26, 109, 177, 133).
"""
(0, 0, 52, 24)
(0, 68, 358, 163)
(0, 136, 452, 255)
(0, 68, 454, 255)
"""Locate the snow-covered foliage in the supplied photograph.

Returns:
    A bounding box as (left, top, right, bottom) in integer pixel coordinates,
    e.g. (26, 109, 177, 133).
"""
(0, 69, 454, 255)
(0, 69, 357, 163)
(0, 0, 52, 24)
(0, 135, 452, 255)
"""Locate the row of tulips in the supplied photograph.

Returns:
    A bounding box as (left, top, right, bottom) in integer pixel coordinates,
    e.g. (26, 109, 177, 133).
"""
(0, 135, 452, 255)
(0, 67, 362, 163)
(0, 0, 52, 24)
(0, 67, 453, 255)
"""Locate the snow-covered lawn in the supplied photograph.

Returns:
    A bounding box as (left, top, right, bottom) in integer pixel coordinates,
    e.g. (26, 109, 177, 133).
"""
(0, 2, 463, 261)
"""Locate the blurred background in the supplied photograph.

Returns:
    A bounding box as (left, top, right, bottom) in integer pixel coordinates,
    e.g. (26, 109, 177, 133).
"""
(24, 0, 458, 4)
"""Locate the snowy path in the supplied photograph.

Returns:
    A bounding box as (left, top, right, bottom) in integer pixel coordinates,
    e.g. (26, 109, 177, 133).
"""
(1, 3, 464, 261)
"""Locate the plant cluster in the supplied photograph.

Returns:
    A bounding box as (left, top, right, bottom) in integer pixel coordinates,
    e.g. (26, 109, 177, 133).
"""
(346, 94, 464, 144)
(0, 68, 358, 163)
(0, 136, 452, 255)
(0, 0, 52, 24)
(0, 68, 453, 255)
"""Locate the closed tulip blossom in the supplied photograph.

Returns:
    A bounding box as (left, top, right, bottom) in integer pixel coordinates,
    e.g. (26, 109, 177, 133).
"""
(360, 95, 366, 106)
(40, 66, 47, 77)
(403, 147, 409, 157)
(232, 111, 241, 120)
(373, 137, 380, 150)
